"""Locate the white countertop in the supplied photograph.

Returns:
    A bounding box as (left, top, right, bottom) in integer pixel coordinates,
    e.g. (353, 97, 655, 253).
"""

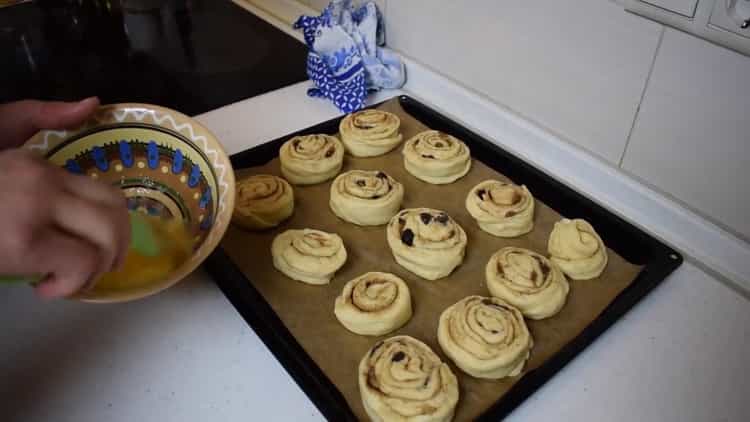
(2, 82, 749, 422)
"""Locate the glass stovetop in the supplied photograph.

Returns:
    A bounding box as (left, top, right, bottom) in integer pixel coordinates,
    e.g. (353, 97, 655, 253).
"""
(0, 0, 309, 116)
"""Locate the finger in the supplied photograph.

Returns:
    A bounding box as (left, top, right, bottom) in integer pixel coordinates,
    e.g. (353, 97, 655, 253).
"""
(60, 172, 130, 268)
(35, 97, 100, 128)
(30, 229, 101, 299)
(59, 168, 126, 208)
(52, 191, 128, 274)
(0, 97, 100, 148)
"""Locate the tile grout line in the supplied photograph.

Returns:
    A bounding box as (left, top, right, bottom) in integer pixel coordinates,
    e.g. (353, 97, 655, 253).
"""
(619, 25, 666, 168)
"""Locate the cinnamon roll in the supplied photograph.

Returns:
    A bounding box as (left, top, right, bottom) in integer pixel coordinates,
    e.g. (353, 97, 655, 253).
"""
(232, 174, 294, 230)
(279, 134, 344, 185)
(329, 170, 404, 226)
(485, 247, 569, 320)
(334, 272, 412, 336)
(548, 218, 608, 280)
(386, 208, 467, 281)
(339, 109, 403, 157)
(402, 130, 471, 185)
(438, 296, 533, 379)
(359, 336, 459, 422)
(271, 229, 347, 285)
(465, 180, 534, 237)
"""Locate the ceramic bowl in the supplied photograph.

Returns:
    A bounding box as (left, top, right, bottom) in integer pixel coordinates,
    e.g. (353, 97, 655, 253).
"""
(24, 103, 236, 302)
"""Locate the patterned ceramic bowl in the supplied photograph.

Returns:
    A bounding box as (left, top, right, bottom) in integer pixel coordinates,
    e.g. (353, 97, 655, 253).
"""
(24, 103, 236, 302)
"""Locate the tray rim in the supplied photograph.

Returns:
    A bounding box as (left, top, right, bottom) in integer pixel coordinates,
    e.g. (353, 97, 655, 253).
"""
(204, 94, 683, 421)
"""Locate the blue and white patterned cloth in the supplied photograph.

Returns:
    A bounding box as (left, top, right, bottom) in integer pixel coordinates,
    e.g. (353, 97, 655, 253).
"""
(294, 0, 406, 113)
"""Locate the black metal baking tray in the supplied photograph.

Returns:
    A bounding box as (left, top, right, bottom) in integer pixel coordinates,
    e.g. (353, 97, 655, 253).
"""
(204, 95, 683, 421)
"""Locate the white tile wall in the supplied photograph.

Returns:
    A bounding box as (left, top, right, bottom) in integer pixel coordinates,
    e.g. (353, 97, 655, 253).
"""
(384, 0, 662, 164)
(623, 28, 750, 240)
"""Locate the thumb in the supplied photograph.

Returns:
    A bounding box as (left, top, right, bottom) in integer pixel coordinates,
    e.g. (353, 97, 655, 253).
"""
(0, 97, 100, 149)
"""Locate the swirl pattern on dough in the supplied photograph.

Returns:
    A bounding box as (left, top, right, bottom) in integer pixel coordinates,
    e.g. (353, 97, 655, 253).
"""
(279, 134, 344, 185)
(548, 218, 608, 280)
(465, 180, 534, 237)
(386, 208, 468, 280)
(334, 272, 412, 336)
(329, 170, 404, 226)
(485, 247, 569, 320)
(402, 130, 471, 185)
(438, 296, 533, 379)
(232, 174, 294, 230)
(359, 336, 459, 422)
(339, 110, 403, 157)
(271, 229, 347, 285)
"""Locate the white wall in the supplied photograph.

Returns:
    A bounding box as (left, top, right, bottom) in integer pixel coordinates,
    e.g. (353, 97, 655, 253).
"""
(385, 0, 663, 165)
(622, 28, 750, 240)
(299, 0, 750, 242)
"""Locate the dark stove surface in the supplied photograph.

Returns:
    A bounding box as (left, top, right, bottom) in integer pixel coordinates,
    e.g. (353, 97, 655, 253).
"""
(0, 0, 309, 116)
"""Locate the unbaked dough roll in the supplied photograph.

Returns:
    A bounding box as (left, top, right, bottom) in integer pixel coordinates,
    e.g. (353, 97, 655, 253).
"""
(339, 109, 403, 157)
(548, 218, 608, 280)
(438, 296, 533, 380)
(329, 170, 404, 226)
(465, 180, 534, 237)
(402, 130, 471, 185)
(271, 229, 347, 285)
(485, 247, 569, 320)
(334, 272, 412, 336)
(359, 336, 459, 422)
(279, 134, 344, 185)
(386, 208, 467, 280)
(232, 174, 294, 230)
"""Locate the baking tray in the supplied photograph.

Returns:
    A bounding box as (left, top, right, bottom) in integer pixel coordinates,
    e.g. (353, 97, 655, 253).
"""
(204, 95, 683, 421)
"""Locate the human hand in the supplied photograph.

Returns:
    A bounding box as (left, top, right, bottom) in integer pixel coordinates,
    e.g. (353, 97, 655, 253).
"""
(0, 98, 131, 299)
(0, 97, 100, 150)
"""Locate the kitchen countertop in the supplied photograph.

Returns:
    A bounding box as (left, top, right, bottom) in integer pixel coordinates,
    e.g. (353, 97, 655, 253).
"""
(1, 81, 749, 421)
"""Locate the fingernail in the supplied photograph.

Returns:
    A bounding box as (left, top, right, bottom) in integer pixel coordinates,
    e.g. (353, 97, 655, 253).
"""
(76, 97, 99, 108)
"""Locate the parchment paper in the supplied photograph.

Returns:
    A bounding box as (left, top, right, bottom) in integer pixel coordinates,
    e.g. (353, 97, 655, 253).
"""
(221, 99, 642, 421)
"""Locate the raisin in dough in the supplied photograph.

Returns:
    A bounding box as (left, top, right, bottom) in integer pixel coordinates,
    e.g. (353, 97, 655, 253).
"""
(386, 208, 467, 280)
(232, 174, 294, 230)
(402, 130, 471, 185)
(548, 218, 608, 280)
(438, 296, 533, 380)
(359, 336, 459, 422)
(334, 272, 412, 336)
(485, 247, 569, 320)
(279, 134, 344, 185)
(329, 169, 404, 226)
(465, 180, 534, 237)
(271, 229, 347, 285)
(339, 109, 403, 157)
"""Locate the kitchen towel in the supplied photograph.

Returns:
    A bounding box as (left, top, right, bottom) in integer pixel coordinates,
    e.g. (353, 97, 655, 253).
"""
(294, 0, 405, 113)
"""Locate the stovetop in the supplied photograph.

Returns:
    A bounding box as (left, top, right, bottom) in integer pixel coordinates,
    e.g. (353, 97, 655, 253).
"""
(0, 0, 309, 116)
